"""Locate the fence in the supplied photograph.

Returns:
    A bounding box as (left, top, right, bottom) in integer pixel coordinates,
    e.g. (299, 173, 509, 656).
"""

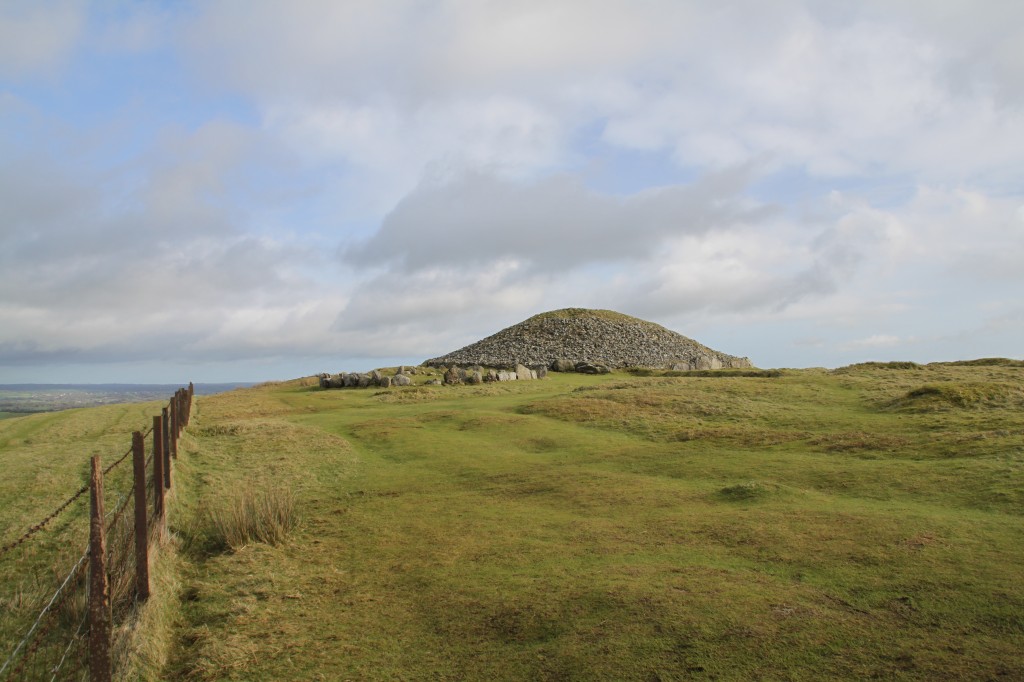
(0, 384, 193, 682)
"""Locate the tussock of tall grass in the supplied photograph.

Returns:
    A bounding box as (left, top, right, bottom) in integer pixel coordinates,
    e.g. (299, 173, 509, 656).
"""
(209, 484, 297, 550)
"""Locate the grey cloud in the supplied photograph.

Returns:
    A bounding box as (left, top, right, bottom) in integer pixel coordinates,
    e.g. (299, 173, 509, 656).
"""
(344, 167, 776, 274)
(0, 121, 334, 369)
(0, 1, 83, 79)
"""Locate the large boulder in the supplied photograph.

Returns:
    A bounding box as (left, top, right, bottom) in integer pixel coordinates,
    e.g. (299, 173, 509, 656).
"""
(443, 366, 463, 385)
(393, 373, 412, 387)
(379, 376, 392, 388)
(576, 362, 611, 375)
(551, 358, 575, 373)
(515, 363, 533, 381)
(466, 371, 483, 385)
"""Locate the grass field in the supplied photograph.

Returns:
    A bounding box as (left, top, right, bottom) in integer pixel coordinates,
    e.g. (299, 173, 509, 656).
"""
(3, 364, 1023, 680)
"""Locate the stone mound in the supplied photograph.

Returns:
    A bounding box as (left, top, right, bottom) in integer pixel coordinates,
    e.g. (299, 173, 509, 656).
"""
(423, 308, 752, 370)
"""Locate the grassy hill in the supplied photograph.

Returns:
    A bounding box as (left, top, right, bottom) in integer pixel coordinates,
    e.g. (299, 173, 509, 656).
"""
(3, 363, 1023, 680)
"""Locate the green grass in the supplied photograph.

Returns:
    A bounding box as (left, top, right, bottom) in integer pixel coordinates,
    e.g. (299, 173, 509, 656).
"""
(4, 366, 1023, 680)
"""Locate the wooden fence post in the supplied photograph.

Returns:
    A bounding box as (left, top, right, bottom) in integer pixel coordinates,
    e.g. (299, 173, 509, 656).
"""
(131, 432, 150, 601)
(88, 456, 112, 682)
(162, 407, 171, 482)
(153, 416, 166, 508)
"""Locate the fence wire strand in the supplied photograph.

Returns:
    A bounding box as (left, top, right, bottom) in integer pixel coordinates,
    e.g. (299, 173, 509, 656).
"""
(0, 487, 88, 559)
(48, 607, 87, 682)
(0, 548, 88, 680)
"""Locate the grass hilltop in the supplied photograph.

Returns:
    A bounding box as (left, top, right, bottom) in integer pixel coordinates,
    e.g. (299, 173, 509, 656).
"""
(2, 357, 1023, 680)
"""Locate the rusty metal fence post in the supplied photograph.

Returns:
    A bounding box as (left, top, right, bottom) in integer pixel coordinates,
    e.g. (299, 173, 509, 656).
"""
(88, 456, 111, 682)
(131, 432, 150, 602)
(152, 416, 165, 515)
(169, 400, 178, 461)
(161, 407, 171, 484)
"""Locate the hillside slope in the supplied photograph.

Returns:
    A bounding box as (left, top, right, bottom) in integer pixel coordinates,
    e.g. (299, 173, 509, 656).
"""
(424, 308, 752, 369)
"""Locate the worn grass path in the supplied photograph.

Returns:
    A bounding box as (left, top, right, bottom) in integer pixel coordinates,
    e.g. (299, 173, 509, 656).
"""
(163, 366, 1023, 681)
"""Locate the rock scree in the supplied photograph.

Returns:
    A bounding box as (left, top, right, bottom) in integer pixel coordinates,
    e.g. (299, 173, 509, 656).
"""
(423, 308, 752, 370)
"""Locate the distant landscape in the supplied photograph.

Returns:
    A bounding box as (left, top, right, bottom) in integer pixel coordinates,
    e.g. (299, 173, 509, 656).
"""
(0, 383, 254, 417)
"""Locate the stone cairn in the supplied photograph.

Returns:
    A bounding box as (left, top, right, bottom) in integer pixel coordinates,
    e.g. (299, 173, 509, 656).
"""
(423, 308, 752, 371)
(319, 308, 752, 390)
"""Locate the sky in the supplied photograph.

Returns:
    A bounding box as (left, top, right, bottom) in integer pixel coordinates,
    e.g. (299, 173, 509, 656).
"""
(1, 0, 1022, 383)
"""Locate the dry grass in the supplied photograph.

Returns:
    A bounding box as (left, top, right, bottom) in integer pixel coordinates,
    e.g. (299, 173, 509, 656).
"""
(208, 484, 298, 550)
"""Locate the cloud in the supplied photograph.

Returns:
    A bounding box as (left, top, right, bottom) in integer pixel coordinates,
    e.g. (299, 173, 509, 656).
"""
(842, 334, 904, 350)
(344, 166, 775, 273)
(4, 1, 1024, 379)
(0, 1, 84, 79)
(184, 1, 1024, 190)
(0, 116, 348, 368)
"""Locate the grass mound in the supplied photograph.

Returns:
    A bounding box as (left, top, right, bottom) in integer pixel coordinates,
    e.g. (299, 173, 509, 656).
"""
(894, 382, 1024, 410)
(933, 358, 1024, 367)
(834, 361, 923, 372)
(717, 481, 777, 501)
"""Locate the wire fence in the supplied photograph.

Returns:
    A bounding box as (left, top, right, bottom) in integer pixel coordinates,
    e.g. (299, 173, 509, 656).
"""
(0, 385, 193, 682)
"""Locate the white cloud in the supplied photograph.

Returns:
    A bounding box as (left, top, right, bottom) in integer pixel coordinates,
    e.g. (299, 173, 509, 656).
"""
(842, 334, 904, 350)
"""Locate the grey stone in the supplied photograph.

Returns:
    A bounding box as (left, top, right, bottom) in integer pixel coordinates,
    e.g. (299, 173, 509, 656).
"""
(515, 363, 532, 380)
(393, 373, 412, 386)
(379, 376, 392, 388)
(551, 358, 575, 372)
(443, 366, 462, 385)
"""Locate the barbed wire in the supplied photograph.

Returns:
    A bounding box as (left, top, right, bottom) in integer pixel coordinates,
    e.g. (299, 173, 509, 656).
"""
(1, 424, 162, 558)
(102, 444, 134, 476)
(0, 486, 88, 559)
